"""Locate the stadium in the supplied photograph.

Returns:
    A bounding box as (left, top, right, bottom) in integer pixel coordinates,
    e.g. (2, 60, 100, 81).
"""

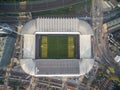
(35, 34, 79, 59)
(20, 17, 94, 77)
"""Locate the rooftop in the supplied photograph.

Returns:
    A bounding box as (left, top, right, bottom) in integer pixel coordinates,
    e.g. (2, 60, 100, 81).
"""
(22, 17, 93, 35)
(0, 35, 6, 60)
(0, 24, 16, 68)
(20, 17, 94, 77)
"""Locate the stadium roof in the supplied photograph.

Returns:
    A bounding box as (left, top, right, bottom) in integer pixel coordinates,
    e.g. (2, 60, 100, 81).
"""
(21, 18, 93, 35)
(20, 17, 94, 77)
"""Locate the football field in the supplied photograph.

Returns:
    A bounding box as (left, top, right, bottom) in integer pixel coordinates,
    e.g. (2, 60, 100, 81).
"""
(39, 35, 78, 59)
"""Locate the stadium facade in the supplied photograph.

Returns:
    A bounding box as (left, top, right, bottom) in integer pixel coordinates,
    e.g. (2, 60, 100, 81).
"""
(20, 17, 94, 77)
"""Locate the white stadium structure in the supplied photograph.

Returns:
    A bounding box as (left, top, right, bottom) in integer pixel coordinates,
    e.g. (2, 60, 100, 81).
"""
(20, 17, 94, 77)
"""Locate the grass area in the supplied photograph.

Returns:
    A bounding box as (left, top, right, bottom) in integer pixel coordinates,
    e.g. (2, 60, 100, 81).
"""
(39, 35, 77, 59)
(68, 36, 74, 58)
(41, 36, 48, 58)
(108, 66, 115, 73)
(48, 36, 68, 59)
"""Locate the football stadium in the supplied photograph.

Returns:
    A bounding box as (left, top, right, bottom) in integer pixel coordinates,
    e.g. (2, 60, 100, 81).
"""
(35, 34, 79, 59)
(20, 17, 94, 77)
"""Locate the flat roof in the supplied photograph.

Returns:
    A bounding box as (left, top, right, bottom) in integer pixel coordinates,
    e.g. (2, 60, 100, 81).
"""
(80, 35, 92, 58)
(35, 59, 80, 75)
(20, 59, 94, 77)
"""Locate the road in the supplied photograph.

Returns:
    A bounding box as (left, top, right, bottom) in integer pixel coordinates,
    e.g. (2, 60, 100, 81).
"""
(92, 0, 115, 66)
(0, 0, 120, 89)
(0, 9, 119, 23)
(92, 0, 103, 56)
(0, 69, 82, 90)
(92, 0, 120, 77)
(0, 0, 86, 13)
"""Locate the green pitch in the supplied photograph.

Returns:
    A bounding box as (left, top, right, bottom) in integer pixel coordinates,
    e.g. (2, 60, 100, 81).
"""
(39, 35, 77, 59)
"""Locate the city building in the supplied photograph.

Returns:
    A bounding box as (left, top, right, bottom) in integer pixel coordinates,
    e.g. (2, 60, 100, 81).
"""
(102, 1, 112, 11)
(0, 24, 16, 68)
(114, 55, 120, 62)
(106, 17, 120, 33)
(66, 86, 75, 90)
(20, 17, 94, 77)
